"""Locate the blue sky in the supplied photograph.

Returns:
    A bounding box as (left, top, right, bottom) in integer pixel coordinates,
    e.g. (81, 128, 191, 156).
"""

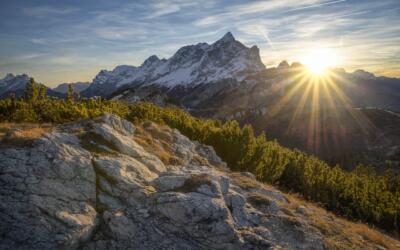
(0, 0, 399, 86)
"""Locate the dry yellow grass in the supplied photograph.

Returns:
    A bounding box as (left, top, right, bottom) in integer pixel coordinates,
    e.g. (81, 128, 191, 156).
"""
(134, 124, 182, 165)
(280, 194, 400, 250)
(230, 172, 261, 190)
(0, 123, 52, 148)
(247, 192, 271, 207)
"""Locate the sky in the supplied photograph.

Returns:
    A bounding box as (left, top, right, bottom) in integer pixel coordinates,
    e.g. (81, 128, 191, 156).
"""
(0, 0, 399, 87)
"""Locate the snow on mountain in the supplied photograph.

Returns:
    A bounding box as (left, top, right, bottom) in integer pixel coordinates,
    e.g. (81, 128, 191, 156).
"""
(0, 73, 64, 99)
(53, 82, 90, 94)
(82, 32, 266, 97)
(0, 73, 30, 98)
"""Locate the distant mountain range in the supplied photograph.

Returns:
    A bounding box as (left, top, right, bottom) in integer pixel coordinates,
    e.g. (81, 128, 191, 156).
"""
(1, 32, 400, 168)
(0, 73, 63, 99)
(52, 82, 90, 94)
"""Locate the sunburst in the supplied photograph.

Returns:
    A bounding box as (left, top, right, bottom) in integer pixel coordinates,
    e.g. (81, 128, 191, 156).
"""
(266, 52, 372, 154)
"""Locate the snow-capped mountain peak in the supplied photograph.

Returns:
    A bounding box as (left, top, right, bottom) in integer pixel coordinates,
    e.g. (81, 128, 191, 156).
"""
(216, 31, 235, 43)
(0, 74, 30, 98)
(82, 32, 266, 97)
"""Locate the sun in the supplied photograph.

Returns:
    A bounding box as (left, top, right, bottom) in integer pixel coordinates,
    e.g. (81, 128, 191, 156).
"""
(301, 48, 341, 75)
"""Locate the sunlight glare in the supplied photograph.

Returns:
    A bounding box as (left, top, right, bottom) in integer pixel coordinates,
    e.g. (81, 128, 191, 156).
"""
(302, 48, 341, 75)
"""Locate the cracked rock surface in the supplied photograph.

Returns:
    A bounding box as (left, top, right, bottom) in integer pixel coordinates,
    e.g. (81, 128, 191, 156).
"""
(1, 114, 398, 250)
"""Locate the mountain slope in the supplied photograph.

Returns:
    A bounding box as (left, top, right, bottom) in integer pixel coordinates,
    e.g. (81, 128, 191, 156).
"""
(82, 32, 265, 97)
(190, 64, 400, 169)
(1, 114, 399, 249)
(53, 82, 90, 94)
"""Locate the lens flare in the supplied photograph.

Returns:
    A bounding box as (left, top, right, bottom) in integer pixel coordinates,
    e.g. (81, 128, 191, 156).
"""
(302, 48, 341, 75)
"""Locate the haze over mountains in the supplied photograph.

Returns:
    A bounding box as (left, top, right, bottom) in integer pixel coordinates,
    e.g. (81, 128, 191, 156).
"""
(1, 32, 400, 168)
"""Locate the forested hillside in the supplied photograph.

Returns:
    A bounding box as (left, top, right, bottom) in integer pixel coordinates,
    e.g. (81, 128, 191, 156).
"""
(1, 79, 399, 236)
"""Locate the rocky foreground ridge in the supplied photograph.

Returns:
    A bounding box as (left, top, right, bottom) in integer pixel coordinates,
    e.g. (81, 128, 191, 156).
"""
(0, 114, 399, 249)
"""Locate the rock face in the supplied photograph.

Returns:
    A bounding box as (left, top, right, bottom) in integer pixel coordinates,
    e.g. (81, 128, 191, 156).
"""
(1, 114, 398, 249)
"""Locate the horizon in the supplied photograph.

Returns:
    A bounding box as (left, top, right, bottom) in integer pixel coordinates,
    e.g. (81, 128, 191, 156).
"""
(1, 0, 399, 86)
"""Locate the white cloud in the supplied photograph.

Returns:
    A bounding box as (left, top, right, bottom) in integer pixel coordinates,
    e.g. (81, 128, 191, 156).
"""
(23, 6, 78, 18)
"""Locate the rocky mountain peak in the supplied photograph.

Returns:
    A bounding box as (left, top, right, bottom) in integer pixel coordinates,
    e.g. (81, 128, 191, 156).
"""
(83, 32, 266, 97)
(0, 74, 30, 97)
(141, 55, 161, 68)
(3, 73, 16, 81)
(217, 31, 236, 43)
(278, 60, 290, 68)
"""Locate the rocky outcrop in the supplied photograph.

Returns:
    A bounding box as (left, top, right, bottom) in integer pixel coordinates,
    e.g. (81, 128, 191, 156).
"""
(1, 114, 398, 249)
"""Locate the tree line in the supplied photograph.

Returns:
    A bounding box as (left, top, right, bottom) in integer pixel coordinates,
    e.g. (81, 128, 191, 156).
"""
(0, 79, 399, 235)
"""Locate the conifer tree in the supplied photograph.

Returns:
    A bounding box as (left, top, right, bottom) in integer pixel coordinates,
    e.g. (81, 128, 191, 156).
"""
(24, 78, 39, 102)
(67, 85, 74, 103)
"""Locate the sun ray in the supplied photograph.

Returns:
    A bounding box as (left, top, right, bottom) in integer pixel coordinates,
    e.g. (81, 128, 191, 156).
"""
(287, 74, 314, 133)
(269, 70, 310, 117)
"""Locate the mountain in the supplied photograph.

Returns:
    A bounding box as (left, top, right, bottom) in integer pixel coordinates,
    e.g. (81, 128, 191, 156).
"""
(175, 63, 400, 169)
(1, 114, 398, 249)
(0, 73, 30, 98)
(81, 32, 265, 97)
(3, 32, 400, 168)
(0, 73, 63, 99)
(78, 32, 400, 169)
(53, 82, 90, 94)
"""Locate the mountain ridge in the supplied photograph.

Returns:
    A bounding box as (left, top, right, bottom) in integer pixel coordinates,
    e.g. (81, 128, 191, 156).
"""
(81, 32, 265, 97)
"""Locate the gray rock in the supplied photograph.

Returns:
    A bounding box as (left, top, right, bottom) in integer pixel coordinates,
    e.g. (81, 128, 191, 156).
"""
(1, 114, 393, 250)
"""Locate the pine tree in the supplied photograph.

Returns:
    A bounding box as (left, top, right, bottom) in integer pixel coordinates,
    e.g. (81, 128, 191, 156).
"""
(39, 85, 47, 100)
(67, 85, 74, 103)
(24, 78, 39, 102)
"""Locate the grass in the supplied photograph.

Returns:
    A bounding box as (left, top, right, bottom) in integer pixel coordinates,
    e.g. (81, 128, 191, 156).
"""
(0, 123, 52, 148)
(247, 192, 271, 207)
(230, 172, 261, 190)
(280, 194, 400, 250)
(134, 123, 183, 165)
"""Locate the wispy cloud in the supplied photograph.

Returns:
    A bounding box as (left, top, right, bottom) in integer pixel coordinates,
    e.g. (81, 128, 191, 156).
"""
(284, 0, 346, 13)
(22, 6, 78, 18)
(194, 0, 324, 27)
(147, 2, 182, 18)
